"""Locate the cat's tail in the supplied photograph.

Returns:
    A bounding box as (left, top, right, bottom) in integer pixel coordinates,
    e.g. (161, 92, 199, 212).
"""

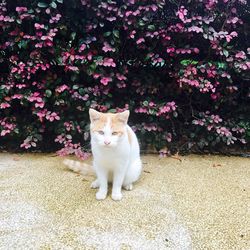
(63, 159, 95, 175)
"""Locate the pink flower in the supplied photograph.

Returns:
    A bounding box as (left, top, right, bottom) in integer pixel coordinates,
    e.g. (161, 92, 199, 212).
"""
(93, 73, 101, 79)
(20, 137, 37, 149)
(16, 84, 26, 89)
(193, 48, 200, 54)
(0, 103, 10, 109)
(151, 4, 158, 12)
(16, 7, 27, 13)
(34, 23, 45, 29)
(46, 112, 60, 122)
(36, 110, 47, 122)
(129, 30, 136, 39)
(56, 84, 69, 93)
(97, 58, 116, 67)
(102, 42, 115, 52)
(65, 66, 79, 72)
(107, 16, 116, 22)
(1, 130, 11, 136)
(116, 73, 127, 81)
(55, 134, 65, 143)
(35, 43, 43, 48)
(136, 38, 145, 44)
(28, 92, 43, 102)
(166, 133, 172, 142)
(12, 94, 23, 99)
(79, 44, 86, 52)
(35, 102, 45, 108)
(176, 6, 187, 21)
(100, 77, 112, 85)
(235, 51, 246, 60)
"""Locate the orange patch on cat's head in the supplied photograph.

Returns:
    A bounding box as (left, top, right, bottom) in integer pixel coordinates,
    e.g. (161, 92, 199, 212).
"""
(89, 109, 129, 134)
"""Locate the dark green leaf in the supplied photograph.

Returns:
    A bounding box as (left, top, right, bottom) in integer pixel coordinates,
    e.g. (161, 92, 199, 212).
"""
(37, 2, 48, 8)
(45, 90, 52, 97)
(104, 31, 111, 37)
(79, 88, 85, 95)
(223, 50, 229, 57)
(113, 30, 119, 38)
(70, 32, 76, 40)
(50, 2, 57, 8)
(148, 25, 155, 31)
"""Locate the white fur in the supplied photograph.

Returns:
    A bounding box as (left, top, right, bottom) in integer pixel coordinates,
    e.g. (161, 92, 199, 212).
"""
(90, 123, 142, 201)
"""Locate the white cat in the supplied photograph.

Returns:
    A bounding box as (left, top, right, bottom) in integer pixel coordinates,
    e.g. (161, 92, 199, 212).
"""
(64, 108, 142, 201)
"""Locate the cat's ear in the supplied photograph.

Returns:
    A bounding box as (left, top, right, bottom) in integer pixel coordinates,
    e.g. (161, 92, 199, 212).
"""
(117, 110, 130, 124)
(89, 108, 101, 123)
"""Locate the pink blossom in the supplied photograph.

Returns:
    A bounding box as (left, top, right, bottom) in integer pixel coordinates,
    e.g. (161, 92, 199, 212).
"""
(135, 107, 147, 113)
(34, 23, 45, 29)
(36, 110, 47, 122)
(151, 4, 158, 12)
(64, 122, 74, 131)
(235, 51, 246, 60)
(136, 38, 145, 44)
(107, 16, 116, 22)
(193, 48, 200, 54)
(46, 112, 60, 122)
(20, 136, 37, 149)
(100, 77, 112, 85)
(16, 7, 27, 13)
(28, 92, 43, 103)
(55, 134, 65, 143)
(65, 66, 79, 72)
(35, 102, 45, 108)
(166, 133, 172, 142)
(97, 58, 116, 67)
(129, 30, 136, 39)
(116, 73, 127, 81)
(49, 14, 62, 24)
(1, 130, 11, 136)
(79, 44, 86, 52)
(35, 43, 43, 48)
(102, 42, 115, 52)
(93, 73, 101, 79)
(56, 84, 69, 93)
(176, 6, 187, 21)
(167, 47, 175, 53)
(12, 94, 23, 100)
(0, 102, 10, 109)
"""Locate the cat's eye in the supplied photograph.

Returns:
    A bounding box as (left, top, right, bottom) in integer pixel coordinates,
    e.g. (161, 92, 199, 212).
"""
(98, 131, 104, 135)
(112, 132, 118, 135)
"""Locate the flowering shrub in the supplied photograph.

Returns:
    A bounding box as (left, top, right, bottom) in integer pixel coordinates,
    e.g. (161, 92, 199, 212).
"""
(0, 0, 249, 157)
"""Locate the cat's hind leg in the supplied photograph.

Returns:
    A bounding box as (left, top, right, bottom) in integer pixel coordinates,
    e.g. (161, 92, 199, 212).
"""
(123, 158, 142, 188)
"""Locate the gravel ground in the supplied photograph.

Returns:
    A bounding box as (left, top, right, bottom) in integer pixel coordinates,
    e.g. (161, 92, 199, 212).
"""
(0, 153, 249, 250)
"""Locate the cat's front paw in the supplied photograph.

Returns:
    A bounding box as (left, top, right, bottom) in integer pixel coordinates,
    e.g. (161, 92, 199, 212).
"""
(96, 190, 107, 200)
(111, 192, 123, 201)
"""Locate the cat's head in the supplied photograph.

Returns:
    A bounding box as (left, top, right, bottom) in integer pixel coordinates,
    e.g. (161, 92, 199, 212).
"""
(89, 108, 130, 148)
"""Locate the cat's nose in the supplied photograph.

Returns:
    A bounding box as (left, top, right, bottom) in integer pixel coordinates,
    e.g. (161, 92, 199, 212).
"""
(104, 140, 111, 145)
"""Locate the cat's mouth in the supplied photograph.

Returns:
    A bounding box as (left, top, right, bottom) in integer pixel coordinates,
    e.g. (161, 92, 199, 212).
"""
(102, 143, 114, 148)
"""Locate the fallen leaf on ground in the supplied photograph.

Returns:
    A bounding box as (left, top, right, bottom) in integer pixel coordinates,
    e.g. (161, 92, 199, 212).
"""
(49, 154, 58, 157)
(212, 164, 222, 167)
(144, 170, 151, 173)
(170, 152, 182, 162)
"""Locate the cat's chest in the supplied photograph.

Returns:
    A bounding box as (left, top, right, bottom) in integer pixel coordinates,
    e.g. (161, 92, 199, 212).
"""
(93, 147, 130, 168)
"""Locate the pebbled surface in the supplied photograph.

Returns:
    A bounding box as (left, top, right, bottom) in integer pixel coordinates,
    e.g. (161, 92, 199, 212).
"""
(0, 153, 249, 250)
